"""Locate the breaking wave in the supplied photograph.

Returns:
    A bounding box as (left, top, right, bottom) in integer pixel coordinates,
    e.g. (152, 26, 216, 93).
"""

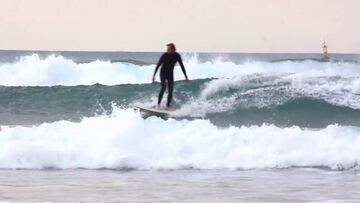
(0, 108, 359, 170)
(0, 54, 359, 86)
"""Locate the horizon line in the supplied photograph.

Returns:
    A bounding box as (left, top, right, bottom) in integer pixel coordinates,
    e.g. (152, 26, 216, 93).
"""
(0, 49, 359, 55)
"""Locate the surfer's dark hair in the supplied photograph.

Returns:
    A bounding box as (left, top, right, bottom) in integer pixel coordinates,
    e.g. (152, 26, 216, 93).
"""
(167, 43, 176, 51)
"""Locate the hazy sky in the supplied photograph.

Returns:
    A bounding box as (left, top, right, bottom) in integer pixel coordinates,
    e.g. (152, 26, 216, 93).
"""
(0, 0, 359, 53)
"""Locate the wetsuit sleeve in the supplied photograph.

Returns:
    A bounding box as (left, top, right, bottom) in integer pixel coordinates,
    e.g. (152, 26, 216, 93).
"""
(153, 54, 164, 76)
(177, 54, 188, 79)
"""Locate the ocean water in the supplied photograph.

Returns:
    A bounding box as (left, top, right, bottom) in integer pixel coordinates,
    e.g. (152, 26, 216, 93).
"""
(0, 51, 360, 202)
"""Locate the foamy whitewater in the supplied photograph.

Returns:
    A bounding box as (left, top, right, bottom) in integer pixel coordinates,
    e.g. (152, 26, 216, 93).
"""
(0, 108, 359, 170)
(0, 54, 360, 86)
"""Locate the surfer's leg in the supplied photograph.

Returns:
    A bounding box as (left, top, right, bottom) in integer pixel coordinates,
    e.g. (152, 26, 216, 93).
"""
(166, 74, 174, 108)
(158, 73, 166, 106)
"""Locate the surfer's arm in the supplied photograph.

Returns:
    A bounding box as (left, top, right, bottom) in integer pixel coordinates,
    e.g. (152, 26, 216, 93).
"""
(177, 54, 188, 79)
(153, 54, 164, 77)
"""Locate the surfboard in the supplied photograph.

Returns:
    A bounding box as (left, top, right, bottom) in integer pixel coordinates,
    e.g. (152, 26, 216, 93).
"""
(133, 105, 175, 119)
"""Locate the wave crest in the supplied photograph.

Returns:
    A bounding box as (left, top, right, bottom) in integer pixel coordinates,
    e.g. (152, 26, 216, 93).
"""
(0, 54, 360, 86)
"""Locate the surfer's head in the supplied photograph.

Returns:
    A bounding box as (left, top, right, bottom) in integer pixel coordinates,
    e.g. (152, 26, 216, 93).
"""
(166, 43, 176, 54)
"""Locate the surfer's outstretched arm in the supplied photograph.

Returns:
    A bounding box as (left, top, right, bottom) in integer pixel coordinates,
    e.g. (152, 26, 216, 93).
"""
(177, 53, 188, 80)
(153, 54, 164, 81)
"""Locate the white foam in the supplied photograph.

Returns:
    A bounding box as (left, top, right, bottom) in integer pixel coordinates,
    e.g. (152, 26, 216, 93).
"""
(173, 73, 360, 118)
(0, 108, 359, 170)
(0, 54, 360, 86)
(193, 74, 360, 110)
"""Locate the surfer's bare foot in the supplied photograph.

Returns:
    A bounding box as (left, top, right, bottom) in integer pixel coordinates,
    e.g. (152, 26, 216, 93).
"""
(166, 106, 175, 111)
(155, 104, 161, 110)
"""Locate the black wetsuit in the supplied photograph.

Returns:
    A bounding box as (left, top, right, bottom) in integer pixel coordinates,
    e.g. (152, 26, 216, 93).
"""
(154, 52, 188, 107)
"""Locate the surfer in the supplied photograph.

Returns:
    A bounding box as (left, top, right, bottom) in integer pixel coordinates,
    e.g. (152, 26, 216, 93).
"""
(152, 43, 189, 110)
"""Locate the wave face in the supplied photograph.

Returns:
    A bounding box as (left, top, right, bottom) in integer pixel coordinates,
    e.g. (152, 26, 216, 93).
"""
(0, 108, 359, 170)
(0, 76, 359, 128)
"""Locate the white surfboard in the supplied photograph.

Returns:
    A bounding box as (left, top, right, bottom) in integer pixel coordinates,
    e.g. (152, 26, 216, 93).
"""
(133, 105, 175, 119)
